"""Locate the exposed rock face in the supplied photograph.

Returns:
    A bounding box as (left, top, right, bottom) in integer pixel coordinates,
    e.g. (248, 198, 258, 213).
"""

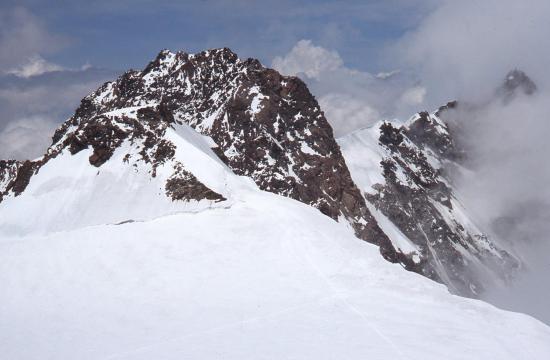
(1, 160, 22, 201)
(0, 159, 44, 201)
(65, 49, 391, 253)
(0, 48, 520, 297)
(165, 164, 225, 202)
(406, 105, 465, 162)
(2, 48, 393, 261)
(0, 160, 21, 193)
(340, 111, 518, 296)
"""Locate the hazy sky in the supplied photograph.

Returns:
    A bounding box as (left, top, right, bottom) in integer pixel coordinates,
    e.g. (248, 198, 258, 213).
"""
(2, 0, 549, 155)
(0, 0, 440, 159)
(0, 0, 437, 72)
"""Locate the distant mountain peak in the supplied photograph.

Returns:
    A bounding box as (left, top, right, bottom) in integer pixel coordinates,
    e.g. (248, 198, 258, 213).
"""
(497, 69, 537, 101)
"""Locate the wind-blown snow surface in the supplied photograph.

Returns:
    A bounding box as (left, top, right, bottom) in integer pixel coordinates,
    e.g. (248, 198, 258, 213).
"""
(2, 189, 550, 359)
(1, 119, 549, 359)
(0, 122, 234, 235)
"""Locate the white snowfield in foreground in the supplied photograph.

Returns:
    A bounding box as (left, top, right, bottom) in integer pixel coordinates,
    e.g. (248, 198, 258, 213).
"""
(2, 190, 550, 359)
(1, 123, 549, 359)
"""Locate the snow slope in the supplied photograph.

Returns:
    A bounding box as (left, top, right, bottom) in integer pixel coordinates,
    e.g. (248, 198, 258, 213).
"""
(337, 114, 517, 295)
(1, 124, 549, 359)
(0, 121, 243, 236)
(1, 187, 549, 359)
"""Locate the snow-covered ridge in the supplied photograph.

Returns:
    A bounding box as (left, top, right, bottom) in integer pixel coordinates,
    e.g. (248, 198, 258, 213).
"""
(7, 46, 395, 267)
(1, 177, 549, 359)
(338, 109, 517, 296)
(0, 47, 516, 297)
(0, 119, 245, 236)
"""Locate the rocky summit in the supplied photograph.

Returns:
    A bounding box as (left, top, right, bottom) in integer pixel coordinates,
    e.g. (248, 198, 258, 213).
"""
(497, 69, 537, 102)
(0, 48, 517, 297)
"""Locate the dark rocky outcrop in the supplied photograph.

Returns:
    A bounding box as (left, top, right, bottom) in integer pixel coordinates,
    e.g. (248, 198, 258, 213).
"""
(1, 160, 23, 202)
(497, 69, 537, 102)
(0, 159, 45, 202)
(362, 114, 518, 295)
(405, 107, 464, 162)
(48, 48, 394, 261)
(166, 164, 226, 202)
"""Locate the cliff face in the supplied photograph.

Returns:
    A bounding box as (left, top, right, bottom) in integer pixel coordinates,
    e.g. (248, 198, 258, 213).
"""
(1, 48, 395, 261)
(339, 106, 519, 296)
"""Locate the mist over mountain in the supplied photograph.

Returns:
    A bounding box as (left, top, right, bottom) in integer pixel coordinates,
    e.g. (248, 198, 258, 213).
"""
(435, 69, 550, 324)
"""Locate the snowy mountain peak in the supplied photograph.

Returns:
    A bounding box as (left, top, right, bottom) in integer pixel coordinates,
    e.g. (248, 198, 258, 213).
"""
(0, 47, 518, 298)
(1, 47, 395, 263)
(339, 109, 518, 295)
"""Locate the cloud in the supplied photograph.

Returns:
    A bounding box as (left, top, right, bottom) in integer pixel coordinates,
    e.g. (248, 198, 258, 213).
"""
(450, 91, 550, 324)
(399, 86, 426, 106)
(272, 40, 424, 137)
(6, 55, 64, 78)
(272, 40, 343, 80)
(318, 94, 381, 136)
(375, 70, 400, 80)
(0, 7, 68, 71)
(391, 0, 550, 106)
(389, 0, 550, 324)
(0, 117, 58, 160)
(0, 7, 114, 160)
(0, 68, 116, 160)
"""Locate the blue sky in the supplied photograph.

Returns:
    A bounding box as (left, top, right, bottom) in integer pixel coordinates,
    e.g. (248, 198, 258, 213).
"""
(0, 0, 437, 72)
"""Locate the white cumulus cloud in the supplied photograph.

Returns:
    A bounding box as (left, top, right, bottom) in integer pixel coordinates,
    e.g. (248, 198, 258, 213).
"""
(272, 40, 344, 80)
(399, 86, 426, 106)
(318, 94, 381, 136)
(7, 55, 64, 78)
(0, 7, 68, 72)
(273, 40, 423, 137)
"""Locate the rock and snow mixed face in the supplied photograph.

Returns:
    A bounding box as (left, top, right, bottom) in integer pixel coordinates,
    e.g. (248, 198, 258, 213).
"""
(2, 47, 394, 263)
(0, 48, 517, 298)
(339, 106, 518, 296)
